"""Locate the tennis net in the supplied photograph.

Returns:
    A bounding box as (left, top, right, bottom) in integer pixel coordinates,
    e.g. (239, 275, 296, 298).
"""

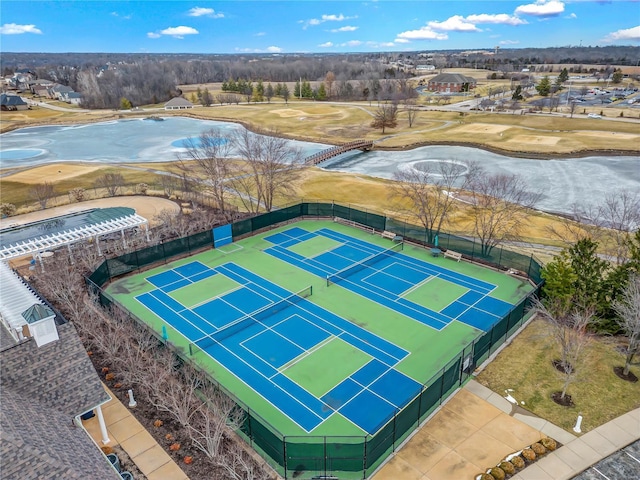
(326, 241, 403, 287)
(189, 285, 312, 355)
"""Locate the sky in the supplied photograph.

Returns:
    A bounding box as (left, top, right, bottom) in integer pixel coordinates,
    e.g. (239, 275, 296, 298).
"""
(0, 1, 639, 54)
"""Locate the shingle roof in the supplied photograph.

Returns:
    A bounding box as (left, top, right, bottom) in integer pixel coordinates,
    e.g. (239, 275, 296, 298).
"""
(1, 389, 120, 480)
(0, 94, 28, 106)
(0, 322, 117, 479)
(165, 96, 193, 107)
(0, 322, 109, 417)
(428, 73, 477, 84)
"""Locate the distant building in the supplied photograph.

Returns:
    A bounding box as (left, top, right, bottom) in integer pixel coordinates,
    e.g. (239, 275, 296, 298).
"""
(164, 97, 194, 110)
(416, 65, 436, 72)
(426, 73, 477, 93)
(0, 93, 28, 111)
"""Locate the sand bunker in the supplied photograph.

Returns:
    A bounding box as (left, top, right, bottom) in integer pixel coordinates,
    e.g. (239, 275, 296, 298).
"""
(575, 131, 638, 140)
(506, 135, 560, 146)
(270, 109, 308, 118)
(4, 164, 102, 184)
(455, 124, 511, 134)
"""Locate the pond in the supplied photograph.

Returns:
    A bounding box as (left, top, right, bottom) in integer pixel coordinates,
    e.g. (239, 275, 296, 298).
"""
(1, 117, 638, 217)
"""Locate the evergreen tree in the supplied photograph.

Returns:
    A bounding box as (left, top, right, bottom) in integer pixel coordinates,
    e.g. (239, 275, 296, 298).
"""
(512, 85, 523, 101)
(557, 68, 569, 84)
(201, 88, 212, 106)
(196, 87, 202, 103)
(274, 83, 283, 96)
(253, 79, 264, 102)
(221, 81, 228, 91)
(316, 83, 327, 101)
(265, 83, 274, 103)
(227, 77, 237, 92)
(293, 80, 301, 99)
(301, 80, 313, 98)
(612, 69, 623, 84)
(282, 84, 290, 104)
(120, 97, 132, 110)
(536, 76, 552, 96)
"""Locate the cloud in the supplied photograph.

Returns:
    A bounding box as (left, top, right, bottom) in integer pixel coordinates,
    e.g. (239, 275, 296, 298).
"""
(302, 13, 357, 29)
(466, 13, 527, 26)
(500, 40, 520, 45)
(566, 13, 577, 19)
(254, 32, 266, 36)
(234, 46, 284, 53)
(319, 41, 334, 48)
(330, 26, 358, 32)
(340, 40, 363, 47)
(188, 7, 224, 18)
(148, 26, 199, 39)
(397, 26, 449, 41)
(266, 46, 282, 53)
(515, 1, 565, 17)
(366, 41, 396, 48)
(602, 25, 640, 43)
(0, 23, 42, 35)
(394, 38, 410, 44)
(428, 15, 480, 32)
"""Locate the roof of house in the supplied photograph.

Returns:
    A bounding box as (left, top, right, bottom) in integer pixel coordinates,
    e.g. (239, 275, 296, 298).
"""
(0, 94, 28, 106)
(51, 84, 74, 93)
(165, 96, 193, 107)
(65, 92, 82, 99)
(1, 389, 119, 480)
(1, 321, 109, 416)
(428, 73, 477, 84)
(21, 303, 55, 324)
(0, 321, 116, 479)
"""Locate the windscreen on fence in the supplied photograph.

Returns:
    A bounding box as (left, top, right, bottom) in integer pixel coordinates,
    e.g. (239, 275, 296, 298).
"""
(85, 201, 543, 479)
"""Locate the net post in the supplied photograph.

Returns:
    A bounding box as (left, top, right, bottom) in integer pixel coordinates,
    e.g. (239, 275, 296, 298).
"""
(189, 343, 194, 356)
(326, 275, 330, 287)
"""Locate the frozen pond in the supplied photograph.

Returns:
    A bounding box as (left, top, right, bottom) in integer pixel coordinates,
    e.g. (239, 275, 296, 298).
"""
(1, 117, 638, 216)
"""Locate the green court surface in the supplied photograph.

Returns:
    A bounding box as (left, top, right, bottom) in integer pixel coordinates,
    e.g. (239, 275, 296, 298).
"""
(106, 219, 534, 440)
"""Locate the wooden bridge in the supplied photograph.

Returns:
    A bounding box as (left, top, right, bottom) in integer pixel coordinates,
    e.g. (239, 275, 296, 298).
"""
(304, 139, 374, 166)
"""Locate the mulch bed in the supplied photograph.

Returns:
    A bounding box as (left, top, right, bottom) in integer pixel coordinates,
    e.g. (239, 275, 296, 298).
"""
(613, 366, 639, 383)
(90, 351, 225, 480)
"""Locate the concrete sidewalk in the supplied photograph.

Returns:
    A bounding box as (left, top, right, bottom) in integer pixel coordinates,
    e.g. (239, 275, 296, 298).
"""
(82, 385, 189, 480)
(373, 380, 640, 480)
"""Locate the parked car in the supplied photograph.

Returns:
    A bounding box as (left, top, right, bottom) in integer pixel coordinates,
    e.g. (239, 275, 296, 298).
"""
(588, 113, 602, 119)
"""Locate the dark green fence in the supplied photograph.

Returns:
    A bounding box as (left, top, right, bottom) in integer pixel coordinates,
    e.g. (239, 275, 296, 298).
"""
(86, 201, 543, 479)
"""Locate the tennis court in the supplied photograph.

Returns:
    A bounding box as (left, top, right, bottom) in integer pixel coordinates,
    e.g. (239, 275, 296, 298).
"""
(105, 219, 534, 469)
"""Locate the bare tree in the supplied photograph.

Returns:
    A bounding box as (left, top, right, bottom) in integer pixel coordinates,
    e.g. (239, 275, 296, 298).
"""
(600, 190, 640, 264)
(569, 101, 579, 118)
(177, 129, 235, 220)
(545, 202, 604, 246)
(466, 168, 541, 256)
(535, 298, 594, 403)
(370, 102, 398, 134)
(230, 128, 303, 213)
(391, 161, 467, 244)
(403, 98, 419, 128)
(160, 174, 180, 198)
(612, 274, 640, 377)
(95, 172, 125, 197)
(29, 182, 55, 209)
(325, 71, 335, 99)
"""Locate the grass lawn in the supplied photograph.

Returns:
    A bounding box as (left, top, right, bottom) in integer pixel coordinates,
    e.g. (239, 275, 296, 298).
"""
(475, 317, 640, 433)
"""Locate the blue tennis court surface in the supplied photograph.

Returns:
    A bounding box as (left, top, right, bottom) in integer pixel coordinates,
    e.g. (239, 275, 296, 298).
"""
(264, 227, 513, 332)
(136, 260, 421, 434)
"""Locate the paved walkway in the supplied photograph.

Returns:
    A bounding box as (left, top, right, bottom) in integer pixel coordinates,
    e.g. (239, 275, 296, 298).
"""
(82, 385, 189, 480)
(373, 380, 640, 480)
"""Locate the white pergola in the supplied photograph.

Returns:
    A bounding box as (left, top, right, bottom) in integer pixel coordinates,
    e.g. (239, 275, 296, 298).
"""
(0, 261, 44, 343)
(0, 212, 149, 262)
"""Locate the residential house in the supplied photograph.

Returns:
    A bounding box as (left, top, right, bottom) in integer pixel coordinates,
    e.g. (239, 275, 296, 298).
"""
(164, 97, 194, 110)
(29, 78, 55, 94)
(0, 263, 119, 479)
(48, 84, 74, 101)
(427, 73, 477, 93)
(0, 93, 29, 111)
(63, 91, 83, 105)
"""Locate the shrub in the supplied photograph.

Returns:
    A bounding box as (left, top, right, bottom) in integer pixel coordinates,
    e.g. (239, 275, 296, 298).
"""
(105, 372, 115, 381)
(165, 433, 174, 441)
(478, 474, 494, 480)
(489, 466, 505, 480)
(153, 419, 164, 428)
(101, 446, 114, 455)
(184, 456, 193, 465)
(499, 461, 515, 475)
(522, 448, 536, 462)
(69, 188, 86, 202)
(169, 442, 181, 451)
(137, 183, 149, 195)
(510, 455, 525, 469)
(531, 442, 547, 456)
(0, 203, 16, 217)
(541, 437, 557, 451)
